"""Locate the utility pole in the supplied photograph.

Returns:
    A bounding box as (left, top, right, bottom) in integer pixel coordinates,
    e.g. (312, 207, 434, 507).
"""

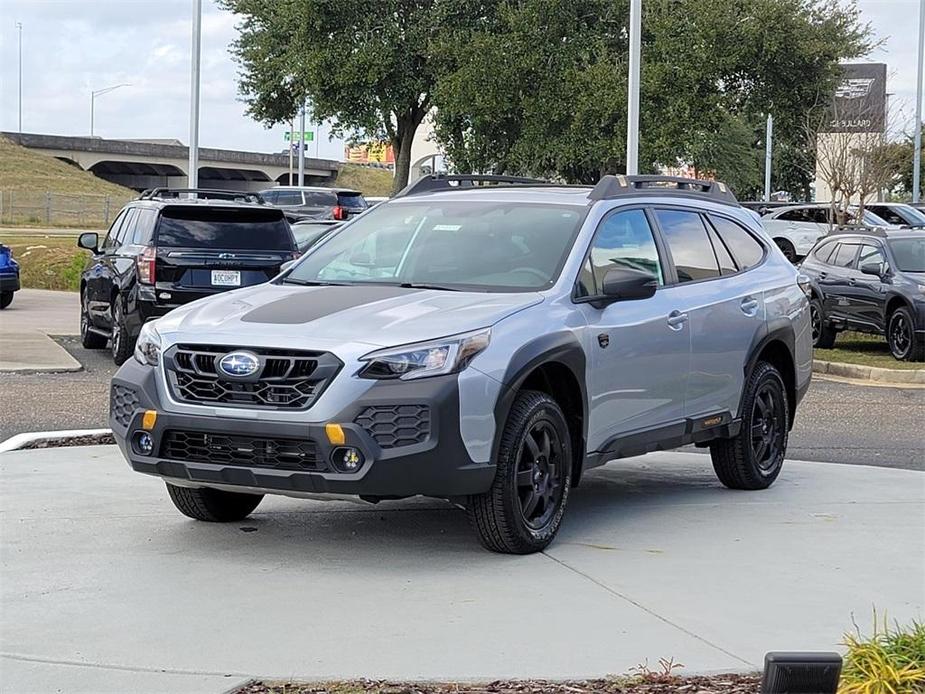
(188, 0, 202, 190)
(16, 22, 22, 138)
(298, 100, 306, 186)
(625, 0, 642, 175)
(288, 117, 294, 184)
(913, 0, 924, 203)
(764, 114, 774, 202)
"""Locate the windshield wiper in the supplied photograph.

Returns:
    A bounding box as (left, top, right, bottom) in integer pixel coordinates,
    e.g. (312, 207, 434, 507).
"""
(279, 278, 351, 286)
(399, 282, 461, 291)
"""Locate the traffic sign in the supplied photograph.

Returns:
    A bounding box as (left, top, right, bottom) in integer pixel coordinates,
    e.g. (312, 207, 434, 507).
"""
(284, 131, 315, 142)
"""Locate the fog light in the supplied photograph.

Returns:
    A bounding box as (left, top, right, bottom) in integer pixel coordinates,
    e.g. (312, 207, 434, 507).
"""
(134, 431, 154, 456)
(331, 446, 364, 473)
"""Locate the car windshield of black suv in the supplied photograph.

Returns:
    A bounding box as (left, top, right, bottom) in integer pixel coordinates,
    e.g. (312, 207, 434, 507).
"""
(282, 201, 585, 291)
(888, 238, 925, 272)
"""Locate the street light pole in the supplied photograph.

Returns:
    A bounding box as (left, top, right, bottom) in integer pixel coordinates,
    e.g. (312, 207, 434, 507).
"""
(764, 114, 774, 202)
(913, 0, 924, 203)
(625, 0, 642, 175)
(188, 0, 202, 190)
(90, 84, 130, 137)
(16, 22, 22, 138)
(298, 99, 306, 186)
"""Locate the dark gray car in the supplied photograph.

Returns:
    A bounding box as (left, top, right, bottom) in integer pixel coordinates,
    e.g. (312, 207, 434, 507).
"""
(259, 186, 367, 222)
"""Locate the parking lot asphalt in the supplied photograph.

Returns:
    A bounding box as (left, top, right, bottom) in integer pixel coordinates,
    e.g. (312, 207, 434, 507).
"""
(2, 447, 922, 693)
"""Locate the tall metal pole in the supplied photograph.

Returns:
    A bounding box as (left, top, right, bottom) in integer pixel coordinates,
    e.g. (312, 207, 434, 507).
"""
(288, 117, 294, 184)
(625, 0, 642, 175)
(297, 100, 306, 186)
(90, 92, 95, 136)
(764, 114, 774, 202)
(90, 84, 130, 137)
(188, 0, 202, 190)
(16, 22, 22, 138)
(913, 0, 924, 203)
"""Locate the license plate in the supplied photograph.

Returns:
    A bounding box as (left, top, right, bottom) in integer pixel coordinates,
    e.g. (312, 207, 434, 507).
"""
(211, 270, 241, 287)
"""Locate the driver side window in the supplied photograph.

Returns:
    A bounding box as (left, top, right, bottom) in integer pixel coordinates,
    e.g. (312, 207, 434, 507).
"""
(578, 209, 664, 297)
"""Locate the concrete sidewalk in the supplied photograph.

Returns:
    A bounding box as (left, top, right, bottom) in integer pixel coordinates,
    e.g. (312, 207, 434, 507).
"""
(1, 447, 923, 694)
(0, 288, 81, 372)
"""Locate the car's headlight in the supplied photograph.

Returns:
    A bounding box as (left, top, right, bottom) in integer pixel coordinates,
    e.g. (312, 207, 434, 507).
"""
(358, 328, 491, 380)
(133, 321, 162, 366)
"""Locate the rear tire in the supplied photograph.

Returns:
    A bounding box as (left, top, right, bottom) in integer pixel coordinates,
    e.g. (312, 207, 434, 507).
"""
(0, 291, 12, 309)
(775, 239, 797, 263)
(810, 297, 836, 349)
(710, 361, 789, 490)
(467, 390, 572, 554)
(80, 290, 107, 349)
(110, 297, 134, 365)
(166, 484, 264, 522)
(887, 306, 924, 362)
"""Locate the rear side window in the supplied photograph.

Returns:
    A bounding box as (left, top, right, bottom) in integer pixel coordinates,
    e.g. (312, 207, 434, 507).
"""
(654, 209, 720, 283)
(831, 243, 860, 268)
(131, 209, 158, 245)
(337, 192, 368, 210)
(709, 215, 765, 270)
(304, 191, 337, 206)
(275, 190, 304, 205)
(155, 207, 295, 251)
(579, 209, 663, 296)
(777, 209, 806, 222)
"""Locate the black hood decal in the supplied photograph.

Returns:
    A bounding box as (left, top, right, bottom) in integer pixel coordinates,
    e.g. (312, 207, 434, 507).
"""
(240, 285, 418, 324)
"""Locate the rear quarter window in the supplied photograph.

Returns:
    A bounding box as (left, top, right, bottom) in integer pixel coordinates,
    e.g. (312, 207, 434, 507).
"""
(708, 215, 765, 270)
(154, 206, 295, 251)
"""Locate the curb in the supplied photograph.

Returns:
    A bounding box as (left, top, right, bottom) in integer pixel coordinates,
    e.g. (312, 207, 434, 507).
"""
(813, 359, 925, 385)
(0, 428, 113, 454)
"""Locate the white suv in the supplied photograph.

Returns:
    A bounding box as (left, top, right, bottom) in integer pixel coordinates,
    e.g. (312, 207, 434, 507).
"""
(761, 203, 894, 262)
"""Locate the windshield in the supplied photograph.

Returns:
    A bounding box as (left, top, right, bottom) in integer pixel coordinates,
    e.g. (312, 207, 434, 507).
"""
(856, 209, 891, 226)
(888, 238, 925, 272)
(896, 205, 925, 225)
(283, 200, 585, 291)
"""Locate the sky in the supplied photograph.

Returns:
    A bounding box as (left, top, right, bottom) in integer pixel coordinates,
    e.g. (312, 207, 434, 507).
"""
(0, 0, 922, 160)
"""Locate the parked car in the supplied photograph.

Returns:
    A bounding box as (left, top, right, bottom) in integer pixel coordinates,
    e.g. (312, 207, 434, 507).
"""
(761, 203, 895, 262)
(109, 173, 811, 554)
(259, 186, 368, 222)
(800, 228, 925, 361)
(0, 243, 21, 309)
(78, 188, 297, 365)
(865, 202, 925, 229)
(740, 200, 796, 216)
(364, 196, 390, 208)
(290, 220, 342, 254)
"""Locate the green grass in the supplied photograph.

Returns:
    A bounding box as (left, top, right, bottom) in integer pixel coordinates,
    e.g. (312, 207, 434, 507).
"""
(840, 615, 925, 693)
(333, 164, 395, 196)
(1, 233, 87, 291)
(815, 331, 922, 370)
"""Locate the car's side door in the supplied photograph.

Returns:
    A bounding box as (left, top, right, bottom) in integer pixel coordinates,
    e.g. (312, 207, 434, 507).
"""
(851, 242, 890, 331)
(652, 208, 767, 421)
(821, 241, 861, 322)
(86, 209, 127, 323)
(576, 207, 691, 452)
(100, 207, 137, 328)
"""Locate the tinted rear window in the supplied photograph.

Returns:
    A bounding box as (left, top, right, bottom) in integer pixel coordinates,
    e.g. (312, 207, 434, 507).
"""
(155, 207, 294, 250)
(337, 192, 368, 210)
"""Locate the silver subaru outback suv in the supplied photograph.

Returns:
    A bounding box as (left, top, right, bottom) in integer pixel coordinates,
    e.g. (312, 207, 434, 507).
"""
(111, 174, 812, 554)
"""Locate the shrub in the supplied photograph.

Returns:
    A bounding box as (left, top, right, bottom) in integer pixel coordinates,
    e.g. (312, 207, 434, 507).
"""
(840, 614, 925, 694)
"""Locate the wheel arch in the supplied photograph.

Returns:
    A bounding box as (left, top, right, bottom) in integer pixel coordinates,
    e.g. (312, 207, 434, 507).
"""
(742, 322, 797, 429)
(493, 332, 588, 487)
(885, 294, 913, 322)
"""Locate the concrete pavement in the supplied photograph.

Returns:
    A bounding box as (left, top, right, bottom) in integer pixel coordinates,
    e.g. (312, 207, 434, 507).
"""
(2, 446, 922, 693)
(0, 288, 82, 372)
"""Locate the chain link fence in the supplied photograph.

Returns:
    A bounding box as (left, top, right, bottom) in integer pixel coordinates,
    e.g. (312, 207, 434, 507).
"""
(0, 190, 135, 228)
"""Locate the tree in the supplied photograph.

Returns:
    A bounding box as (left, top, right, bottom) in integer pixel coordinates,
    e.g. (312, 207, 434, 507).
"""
(220, 0, 485, 193)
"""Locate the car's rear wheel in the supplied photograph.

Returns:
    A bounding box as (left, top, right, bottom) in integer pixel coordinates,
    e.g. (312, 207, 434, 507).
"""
(710, 361, 789, 490)
(774, 239, 797, 263)
(887, 306, 924, 362)
(166, 483, 264, 522)
(110, 297, 134, 365)
(810, 297, 836, 349)
(467, 390, 572, 554)
(0, 291, 12, 309)
(80, 290, 107, 349)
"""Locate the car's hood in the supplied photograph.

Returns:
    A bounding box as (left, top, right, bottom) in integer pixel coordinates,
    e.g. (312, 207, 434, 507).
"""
(155, 282, 544, 349)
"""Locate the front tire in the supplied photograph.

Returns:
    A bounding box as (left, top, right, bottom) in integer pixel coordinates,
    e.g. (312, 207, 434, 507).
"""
(810, 297, 836, 349)
(0, 291, 12, 309)
(166, 484, 264, 522)
(467, 390, 572, 554)
(110, 297, 134, 365)
(887, 306, 924, 362)
(710, 361, 789, 490)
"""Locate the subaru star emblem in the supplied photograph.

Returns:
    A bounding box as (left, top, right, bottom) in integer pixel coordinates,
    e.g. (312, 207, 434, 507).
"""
(218, 351, 260, 377)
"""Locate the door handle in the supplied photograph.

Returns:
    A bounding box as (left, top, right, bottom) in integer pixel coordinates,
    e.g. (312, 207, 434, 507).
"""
(667, 310, 689, 330)
(740, 297, 760, 316)
(847, 277, 856, 286)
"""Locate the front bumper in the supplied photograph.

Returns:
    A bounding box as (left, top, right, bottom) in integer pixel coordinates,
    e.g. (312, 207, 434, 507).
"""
(0, 272, 20, 293)
(110, 359, 495, 499)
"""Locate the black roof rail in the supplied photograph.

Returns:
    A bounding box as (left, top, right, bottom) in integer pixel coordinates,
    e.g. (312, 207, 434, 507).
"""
(394, 173, 549, 198)
(589, 175, 738, 206)
(138, 188, 265, 204)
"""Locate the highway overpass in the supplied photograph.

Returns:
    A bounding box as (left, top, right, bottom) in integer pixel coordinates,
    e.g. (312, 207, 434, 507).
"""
(2, 132, 341, 192)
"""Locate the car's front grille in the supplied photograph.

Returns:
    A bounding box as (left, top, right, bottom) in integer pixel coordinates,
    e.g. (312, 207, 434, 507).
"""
(110, 385, 140, 427)
(164, 344, 341, 410)
(355, 405, 431, 448)
(160, 430, 324, 471)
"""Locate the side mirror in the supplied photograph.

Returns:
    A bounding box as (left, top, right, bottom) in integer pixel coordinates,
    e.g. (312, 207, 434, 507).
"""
(859, 262, 885, 278)
(77, 232, 99, 253)
(349, 251, 374, 267)
(599, 267, 658, 303)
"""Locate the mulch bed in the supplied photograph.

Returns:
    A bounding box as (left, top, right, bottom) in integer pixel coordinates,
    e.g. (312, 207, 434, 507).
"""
(234, 675, 762, 694)
(18, 432, 114, 449)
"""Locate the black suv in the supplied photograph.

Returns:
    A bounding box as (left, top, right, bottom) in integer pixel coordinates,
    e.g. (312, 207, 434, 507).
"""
(77, 189, 297, 365)
(800, 229, 925, 361)
(259, 186, 368, 222)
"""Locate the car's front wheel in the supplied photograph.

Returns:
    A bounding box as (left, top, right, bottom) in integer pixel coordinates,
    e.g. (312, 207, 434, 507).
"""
(887, 306, 924, 362)
(0, 291, 13, 310)
(710, 361, 789, 490)
(166, 484, 264, 522)
(467, 390, 572, 554)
